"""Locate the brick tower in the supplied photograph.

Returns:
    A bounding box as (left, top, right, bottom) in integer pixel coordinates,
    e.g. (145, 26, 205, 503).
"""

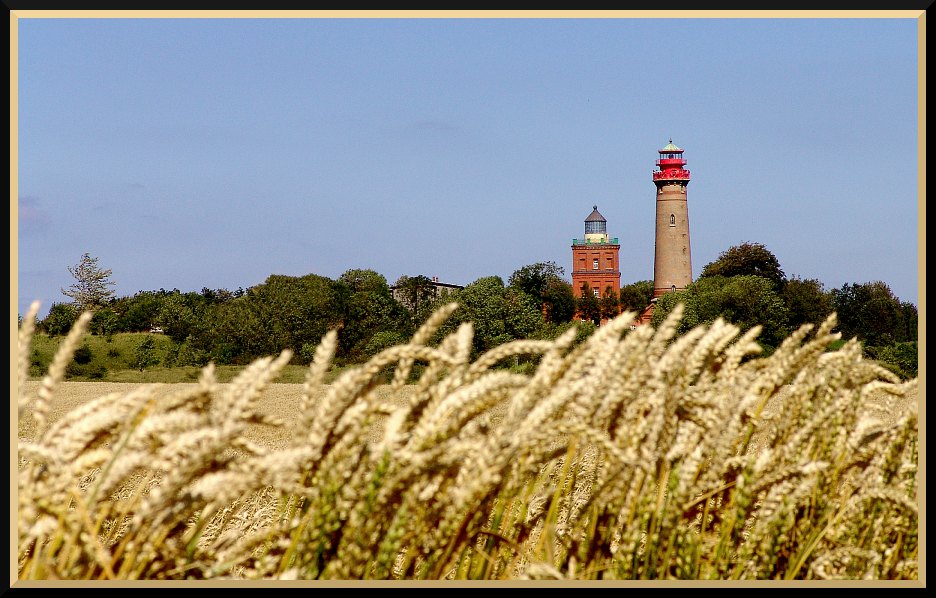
(652, 139, 693, 298)
(571, 206, 621, 314)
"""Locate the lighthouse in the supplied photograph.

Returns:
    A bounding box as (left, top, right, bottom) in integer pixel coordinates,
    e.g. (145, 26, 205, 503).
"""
(652, 139, 693, 298)
(571, 206, 621, 322)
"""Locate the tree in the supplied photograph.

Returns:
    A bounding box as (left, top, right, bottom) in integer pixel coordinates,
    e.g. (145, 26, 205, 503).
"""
(508, 261, 565, 298)
(339, 269, 391, 294)
(541, 277, 576, 324)
(132, 336, 160, 372)
(577, 282, 602, 326)
(62, 252, 116, 312)
(831, 281, 904, 347)
(619, 280, 654, 313)
(394, 275, 435, 317)
(90, 307, 119, 340)
(894, 301, 918, 343)
(242, 273, 347, 358)
(782, 276, 833, 329)
(41, 302, 80, 336)
(114, 291, 165, 332)
(600, 285, 621, 322)
(700, 242, 786, 291)
(652, 275, 790, 348)
(509, 261, 575, 324)
(438, 276, 541, 355)
(337, 269, 413, 359)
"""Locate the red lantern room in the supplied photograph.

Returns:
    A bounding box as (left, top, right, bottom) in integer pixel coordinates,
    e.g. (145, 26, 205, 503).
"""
(652, 139, 691, 182)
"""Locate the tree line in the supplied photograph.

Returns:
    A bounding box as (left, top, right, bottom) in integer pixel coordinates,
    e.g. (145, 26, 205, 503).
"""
(34, 243, 918, 378)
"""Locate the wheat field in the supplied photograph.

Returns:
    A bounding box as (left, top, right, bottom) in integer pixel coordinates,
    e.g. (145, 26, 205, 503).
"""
(15, 301, 920, 582)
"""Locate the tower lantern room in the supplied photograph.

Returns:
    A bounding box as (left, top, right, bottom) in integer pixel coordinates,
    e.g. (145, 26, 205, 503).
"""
(584, 205, 609, 243)
(653, 139, 691, 182)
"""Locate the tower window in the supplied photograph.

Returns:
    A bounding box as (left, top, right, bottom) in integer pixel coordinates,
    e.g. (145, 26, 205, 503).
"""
(585, 221, 607, 235)
(593, 287, 600, 297)
(669, 214, 676, 227)
(593, 259, 599, 270)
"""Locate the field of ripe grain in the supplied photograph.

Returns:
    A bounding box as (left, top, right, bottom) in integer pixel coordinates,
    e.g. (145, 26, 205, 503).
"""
(16, 306, 920, 581)
(16, 381, 418, 450)
(17, 380, 917, 449)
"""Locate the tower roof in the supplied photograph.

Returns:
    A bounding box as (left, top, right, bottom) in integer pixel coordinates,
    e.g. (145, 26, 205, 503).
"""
(660, 138, 683, 153)
(585, 205, 606, 222)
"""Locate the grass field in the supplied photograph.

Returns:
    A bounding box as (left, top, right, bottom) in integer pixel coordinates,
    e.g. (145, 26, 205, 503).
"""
(25, 331, 357, 384)
(16, 304, 920, 582)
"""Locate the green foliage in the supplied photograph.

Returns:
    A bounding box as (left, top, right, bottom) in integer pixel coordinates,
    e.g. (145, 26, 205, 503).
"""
(131, 336, 161, 372)
(168, 341, 211, 368)
(90, 307, 119, 339)
(652, 275, 790, 348)
(65, 361, 107, 379)
(299, 342, 319, 364)
(339, 268, 391, 294)
(832, 281, 913, 346)
(41, 303, 80, 336)
(26, 331, 175, 380)
(364, 330, 409, 358)
(541, 277, 576, 323)
(509, 261, 575, 324)
(619, 280, 654, 313)
(576, 282, 602, 326)
(72, 345, 93, 365)
(600, 284, 620, 321)
(393, 274, 436, 317)
(507, 261, 565, 297)
(438, 276, 542, 355)
(113, 290, 166, 332)
(782, 276, 834, 329)
(337, 269, 413, 360)
(243, 273, 347, 357)
(700, 242, 786, 290)
(531, 319, 596, 346)
(61, 252, 116, 311)
(157, 290, 211, 343)
(865, 341, 918, 380)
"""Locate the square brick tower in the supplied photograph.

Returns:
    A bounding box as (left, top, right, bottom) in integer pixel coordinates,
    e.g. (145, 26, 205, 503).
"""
(571, 205, 621, 308)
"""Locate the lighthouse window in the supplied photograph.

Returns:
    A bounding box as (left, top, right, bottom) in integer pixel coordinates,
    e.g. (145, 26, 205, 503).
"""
(593, 259, 599, 270)
(669, 214, 676, 226)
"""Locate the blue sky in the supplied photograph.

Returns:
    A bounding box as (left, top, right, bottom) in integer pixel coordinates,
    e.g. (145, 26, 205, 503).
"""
(15, 14, 922, 319)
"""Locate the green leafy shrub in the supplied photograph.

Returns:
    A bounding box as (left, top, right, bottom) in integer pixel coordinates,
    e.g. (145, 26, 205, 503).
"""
(72, 345, 93, 365)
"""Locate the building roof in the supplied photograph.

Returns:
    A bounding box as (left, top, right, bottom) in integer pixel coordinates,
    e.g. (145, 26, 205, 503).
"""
(660, 138, 683, 153)
(585, 205, 607, 222)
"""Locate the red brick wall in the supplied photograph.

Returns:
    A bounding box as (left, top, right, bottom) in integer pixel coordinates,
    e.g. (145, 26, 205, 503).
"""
(571, 244, 621, 298)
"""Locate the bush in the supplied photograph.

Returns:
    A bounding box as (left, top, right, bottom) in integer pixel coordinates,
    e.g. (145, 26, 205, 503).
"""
(65, 361, 107, 380)
(72, 345, 93, 365)
(41, 303, 79, 336)
(364, 331, 408, 358)
(299, 342, 319, 364)
(132, 336, 160, 372)
(865, 341, 918, 379)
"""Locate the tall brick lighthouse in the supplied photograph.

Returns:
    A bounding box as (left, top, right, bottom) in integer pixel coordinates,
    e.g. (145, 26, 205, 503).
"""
(571, 206, 621, 312)
(652, 139, 693, 298)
